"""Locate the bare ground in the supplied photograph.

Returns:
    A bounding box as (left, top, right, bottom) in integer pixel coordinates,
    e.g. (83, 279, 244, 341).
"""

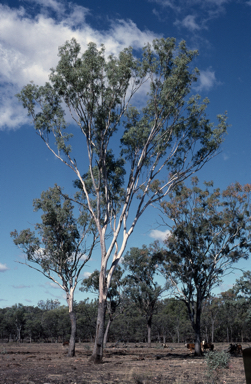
(0, 342, 247, 384)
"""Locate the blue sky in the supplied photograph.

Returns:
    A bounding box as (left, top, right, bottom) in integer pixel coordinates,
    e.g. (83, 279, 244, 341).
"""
(1, 0, 251, 308)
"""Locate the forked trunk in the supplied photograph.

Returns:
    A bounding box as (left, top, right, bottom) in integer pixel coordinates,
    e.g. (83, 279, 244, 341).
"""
(68, 311, 76, 357)
(90, 298, 107, 363)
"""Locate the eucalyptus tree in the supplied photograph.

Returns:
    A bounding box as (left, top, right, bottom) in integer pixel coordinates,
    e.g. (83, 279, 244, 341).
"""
(122, 246, 167, 347)
(11, 185, 97, 356)
(157, 178, 251, 355)
(17, 37, 227, 362)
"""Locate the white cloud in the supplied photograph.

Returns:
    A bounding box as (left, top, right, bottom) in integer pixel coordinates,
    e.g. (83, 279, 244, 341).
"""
(79, 254, 89, 262)
(0, 263, 9, 272)
(194, 68, 219, 92)
(174, 14, 201, 31)
(149, 229, 170, 242)
(0, 2, 159, 131)
(83, 271, 91, 278)
(246, 0, 251, 5)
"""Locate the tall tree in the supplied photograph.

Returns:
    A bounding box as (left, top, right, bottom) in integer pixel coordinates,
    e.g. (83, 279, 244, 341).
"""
(17, 37, 227, 362)
(11, 185, 97, 356)
(157, 178, 251, 355)
(123, 246, 167, 347)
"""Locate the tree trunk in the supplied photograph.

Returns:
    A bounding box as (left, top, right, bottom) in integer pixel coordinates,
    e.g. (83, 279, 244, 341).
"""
(211, 319, 214, 343)
(103, 316, 112, 348)
(194, 296, 202, 356)
(204, 325, 208, 342)
(16, 326, 21, 343)
(68, 311, 76, 357)
(186, 298, 202, 356)
(90, 298, 107, 363)
(194, 326, 202, 356)
(66, 287, 76, 357)
(147, 316, 152, 347)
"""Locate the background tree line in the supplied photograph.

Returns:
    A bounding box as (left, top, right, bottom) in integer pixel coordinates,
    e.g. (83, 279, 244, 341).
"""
(1, 270, 251, 345)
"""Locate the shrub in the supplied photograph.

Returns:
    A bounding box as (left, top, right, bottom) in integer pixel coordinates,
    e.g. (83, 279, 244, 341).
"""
(205, 351, 230, 383)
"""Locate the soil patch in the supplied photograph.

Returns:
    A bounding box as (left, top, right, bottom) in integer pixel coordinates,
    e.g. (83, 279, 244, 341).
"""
(0, 342, 247, 383)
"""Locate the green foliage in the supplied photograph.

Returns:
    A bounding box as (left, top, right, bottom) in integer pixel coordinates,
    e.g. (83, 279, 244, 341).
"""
(206, 350, 230, 371)
(160, 178, 251, 302)
(76, 299, 98, 341)
(122, 245, 169, 345)
(233, 271, 251, 299)
(205, 351, 230, 384)
(11, 184, 95, 283)
(37, 299, 61, 311)
(123, 246, 166, 319)
(16, 38, 227, 230)
(153, 299, 192, 343)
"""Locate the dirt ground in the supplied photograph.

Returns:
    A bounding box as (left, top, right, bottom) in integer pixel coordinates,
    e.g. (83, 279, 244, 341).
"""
(0, 342, 248, 384)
